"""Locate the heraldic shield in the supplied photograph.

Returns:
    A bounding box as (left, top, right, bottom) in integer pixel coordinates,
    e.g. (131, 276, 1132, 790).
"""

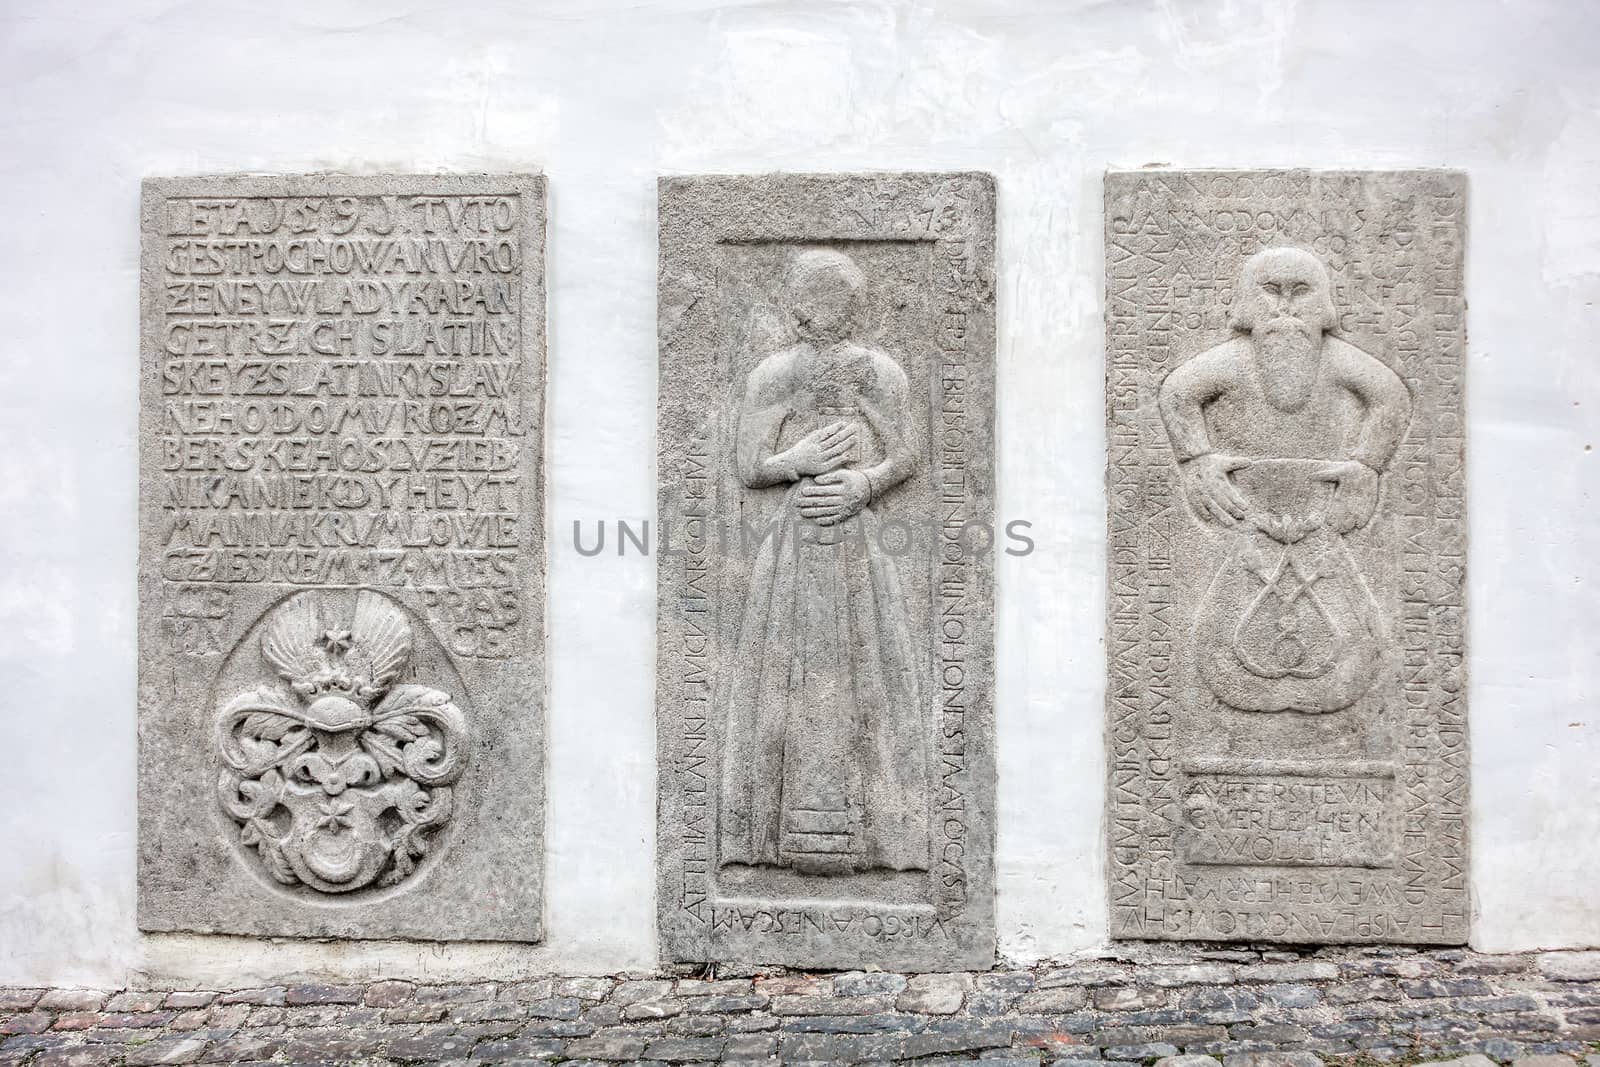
(1195, 458, 1387, 714)
(216, 589, 468, 894)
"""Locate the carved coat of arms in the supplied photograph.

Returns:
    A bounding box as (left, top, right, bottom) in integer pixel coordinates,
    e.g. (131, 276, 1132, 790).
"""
(216, 590, 467, 893)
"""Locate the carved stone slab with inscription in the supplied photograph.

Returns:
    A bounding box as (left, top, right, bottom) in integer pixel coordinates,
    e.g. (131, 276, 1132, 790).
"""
(1105, 170, 1468, 944)
(657, 173, 997, 969)
(138, 175, 546, 941)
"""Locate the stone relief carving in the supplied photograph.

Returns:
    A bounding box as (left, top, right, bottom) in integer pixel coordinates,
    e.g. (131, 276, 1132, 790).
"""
(1158, 248, 1413, 714)
(719, 249, 928, 877)
(138, 174, 546, 942)
(1105, 170, 1468, 944)
(217, 589, 467, 894)
(657, 172, 996, 970)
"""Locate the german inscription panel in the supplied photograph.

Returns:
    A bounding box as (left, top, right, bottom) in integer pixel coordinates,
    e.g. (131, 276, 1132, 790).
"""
(657, 173, 996, 969)
(1105, 170, 1468, 944)
(138, 174, 546, 941)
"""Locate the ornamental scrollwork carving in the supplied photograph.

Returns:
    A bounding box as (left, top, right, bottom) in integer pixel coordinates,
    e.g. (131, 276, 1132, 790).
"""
(216, 589, 467, 893)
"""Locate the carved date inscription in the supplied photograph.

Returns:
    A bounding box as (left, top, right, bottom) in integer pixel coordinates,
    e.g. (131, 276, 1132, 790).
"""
(138, 175, 546, 942)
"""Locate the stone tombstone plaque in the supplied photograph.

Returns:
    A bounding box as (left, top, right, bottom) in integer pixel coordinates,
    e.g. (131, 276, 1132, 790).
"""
(138, 175, 546, 941)
(1105, 170, 1468, 944)
(657, 173, 997, 969)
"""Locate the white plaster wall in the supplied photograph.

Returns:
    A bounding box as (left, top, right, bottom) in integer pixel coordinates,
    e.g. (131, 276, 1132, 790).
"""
(1, 0, 1596, 987)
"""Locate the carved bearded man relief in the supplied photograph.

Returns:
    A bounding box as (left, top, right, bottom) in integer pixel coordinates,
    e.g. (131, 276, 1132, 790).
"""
(1158, 247, 1413, 714)
(216, 590, 467, 893)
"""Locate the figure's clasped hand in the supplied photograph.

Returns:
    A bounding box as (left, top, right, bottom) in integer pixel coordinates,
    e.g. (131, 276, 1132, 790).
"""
(1178, 453, 1251, 527)
(1314, 459, 1380, 534)
(797, 469, 871, 526)
(778, 420, 857, 479)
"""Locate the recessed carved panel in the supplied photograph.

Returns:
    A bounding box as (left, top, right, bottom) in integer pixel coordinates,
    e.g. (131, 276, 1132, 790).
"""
(1105, 170, 1468, 944)
(138, 175, 546, 941)
(657, 173, 996, 969)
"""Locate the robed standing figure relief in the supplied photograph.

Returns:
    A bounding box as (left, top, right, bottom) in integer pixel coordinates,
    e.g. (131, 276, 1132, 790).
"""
(718, 249, 929, 876)
(1159, 247, 1413, 714)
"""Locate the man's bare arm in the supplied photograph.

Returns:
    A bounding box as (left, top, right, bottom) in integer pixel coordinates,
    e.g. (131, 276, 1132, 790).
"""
(1159, 345, 1250, 526)
(1158, 345, 1236, 462)
(1327, 339, 1413, 471)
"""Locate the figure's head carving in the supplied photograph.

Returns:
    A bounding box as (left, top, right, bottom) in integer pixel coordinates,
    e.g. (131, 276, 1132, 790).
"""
(1228, 246, 1337, 336)
(783, 248, 865, 342)
(1229, 247, 1338, 414)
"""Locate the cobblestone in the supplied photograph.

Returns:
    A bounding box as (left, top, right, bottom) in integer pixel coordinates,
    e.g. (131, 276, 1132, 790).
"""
(681, 994, 768, 1014)
(612, 980, 674, 1006)
(1147, 965, 1238, 988)
(5, 950, 1600, 1064)
(565, 1029, 651, 1059)
(755, 975, 833, 997)
(835, 973, 910, 997)
(471, 1033, 565, 1059)
(1236, 962, 1339, 984)
(32, 995, 107, 1016)
(771, 994, 896, 1016)
(1091, 986, 1163, 1011)
(557, 977, 617, 1002)
(214, 987, 282, 1008)
(899, 973, 973, 1015)
(1, 1013, 50, 1035)
(1104, 1041, 1180, 1059)
(622, 997, 684, 1021)
(359, 980, 413, 1008)
(416, 982, 496, 1004)
(1224, 1054, 1326, 1067)
(1540, 953, 1600, 982)
(98, 996, 160, 1016)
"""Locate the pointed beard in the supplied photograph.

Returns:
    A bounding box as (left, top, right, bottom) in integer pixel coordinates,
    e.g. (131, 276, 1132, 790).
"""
(1253, 317, 1322, 412)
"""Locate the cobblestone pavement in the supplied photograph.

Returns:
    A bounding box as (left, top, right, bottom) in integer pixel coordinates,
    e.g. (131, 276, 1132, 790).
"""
(4, 947, 1600, 1066)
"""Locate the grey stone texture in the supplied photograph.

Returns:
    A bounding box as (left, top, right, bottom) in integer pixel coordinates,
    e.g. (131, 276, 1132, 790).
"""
(1538, 953, 1600, 981)
(1104, 170, 1469, 944)
(3, 948, 1598, 1065)
(137, 174, 548, 941)
(656, 172, 997, 970)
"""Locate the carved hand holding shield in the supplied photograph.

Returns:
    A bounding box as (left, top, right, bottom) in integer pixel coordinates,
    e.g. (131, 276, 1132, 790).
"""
(216, 590, 467, 894)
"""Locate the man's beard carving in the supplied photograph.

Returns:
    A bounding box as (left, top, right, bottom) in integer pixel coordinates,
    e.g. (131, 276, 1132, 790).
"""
(1253, 315, 1322, 413)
